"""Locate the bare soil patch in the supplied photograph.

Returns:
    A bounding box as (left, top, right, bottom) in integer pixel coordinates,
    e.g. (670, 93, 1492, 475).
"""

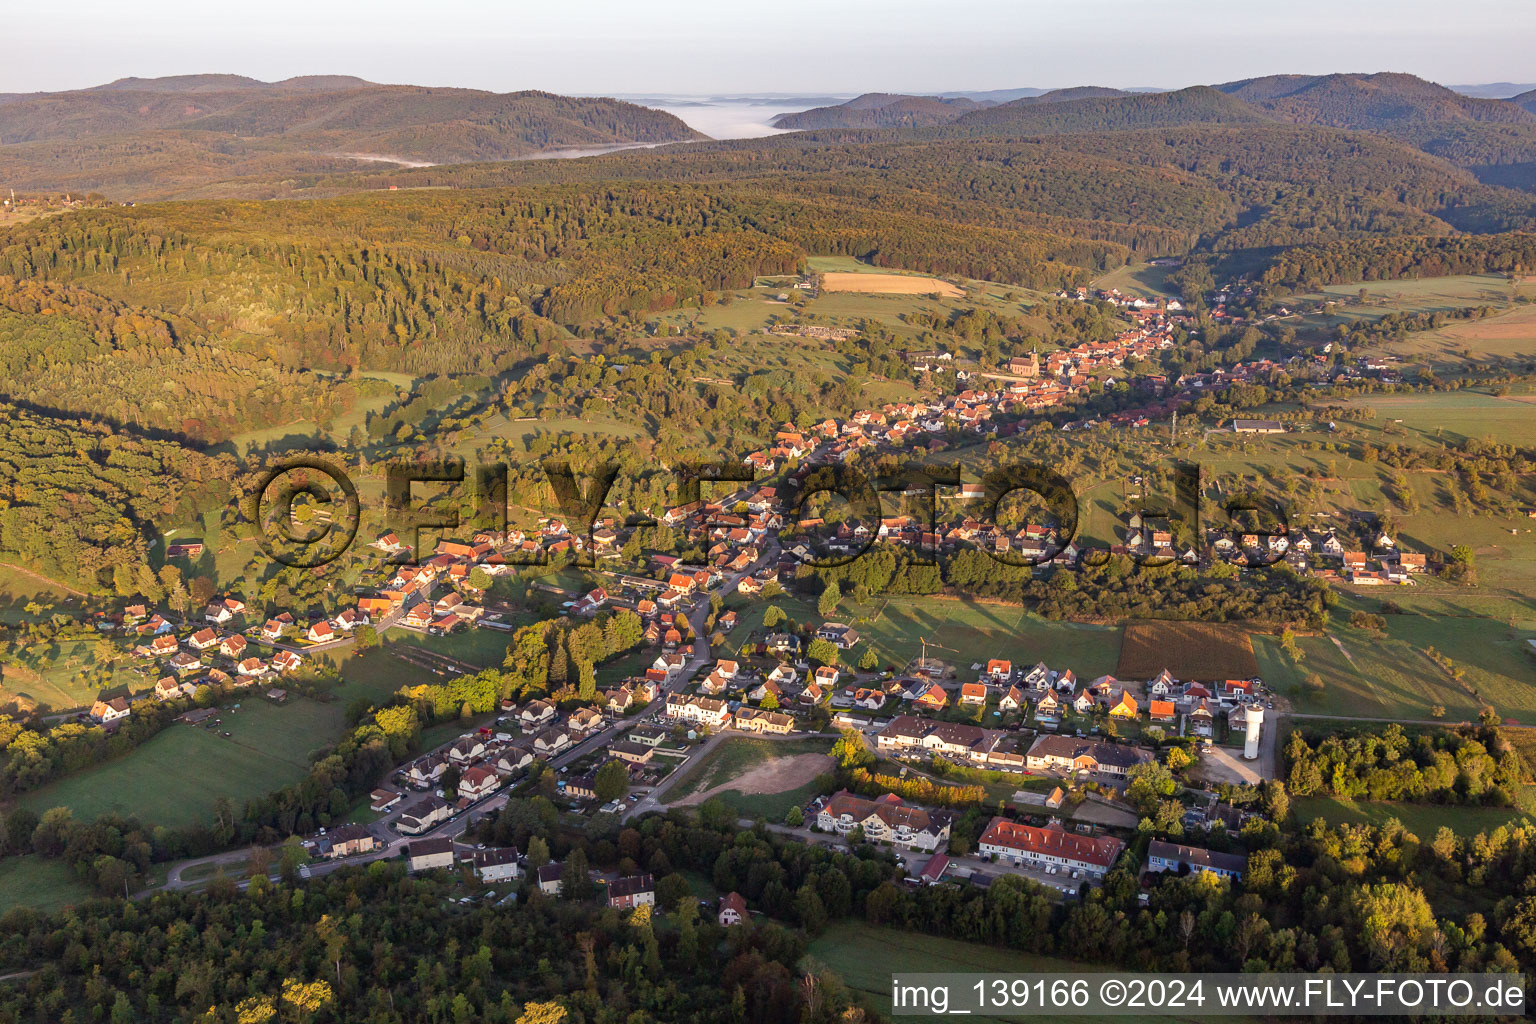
(671, 751, 833, 807)
(819, 272, 964, 297)
(1117, 621, 1259, 681)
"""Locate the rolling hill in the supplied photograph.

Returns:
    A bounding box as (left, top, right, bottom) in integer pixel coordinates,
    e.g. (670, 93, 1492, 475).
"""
(771, 93, 988, 130)
(1215, 73, 1536, 130)
(0, 77, 705, 197)
(950, 86, 1273, 134)
(770, 86, 1135, 131)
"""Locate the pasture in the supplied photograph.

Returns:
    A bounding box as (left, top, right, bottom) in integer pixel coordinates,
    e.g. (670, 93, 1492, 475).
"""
(0, 856, 95, 915)
(0, 635, 151, 713)
(1250, 601, 1536, 721)
(1330, 390, 1536, 447)
(19, 697, 345, 827)
(807, 922, 1259, 1024)
(849, 597, 1123, 678)
(1289, 795, 1533, 837)
(1308, 273, 1517, 312)
(1091, 261, 1179, 299)
(1361, 302, 1536, 369)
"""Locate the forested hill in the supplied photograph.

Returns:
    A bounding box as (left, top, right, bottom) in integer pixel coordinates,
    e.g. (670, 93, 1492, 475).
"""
(0, 179, 1130, 442)
(949, 86, 1272, 133)
(771, 93, 987, 130)
(1215, 73, 1536, 130)
(0, 78, 704, 197)
(309, 120, 1536, 244)
(769, 87, 1134, 130)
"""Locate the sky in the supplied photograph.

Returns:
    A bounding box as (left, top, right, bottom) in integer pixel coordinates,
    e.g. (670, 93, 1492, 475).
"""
(5, 0, 1536, 96)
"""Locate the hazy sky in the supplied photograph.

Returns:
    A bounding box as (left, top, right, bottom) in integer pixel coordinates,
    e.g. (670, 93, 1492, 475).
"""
(6, 0, 1535, 95)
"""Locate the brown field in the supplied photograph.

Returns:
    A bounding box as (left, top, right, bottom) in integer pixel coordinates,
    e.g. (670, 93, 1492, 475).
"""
(818, 272, 964, 297)
(1381, 304, 1536, 365)
(1117, 621, 1260, 681)
(671, 751, 832, 807)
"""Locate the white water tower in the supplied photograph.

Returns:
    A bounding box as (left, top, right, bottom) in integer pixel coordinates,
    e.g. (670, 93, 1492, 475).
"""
(1243, 705, 1264, 760)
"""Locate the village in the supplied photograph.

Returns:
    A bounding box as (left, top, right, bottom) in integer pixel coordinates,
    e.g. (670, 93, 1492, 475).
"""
(229, 569, 1279, 914)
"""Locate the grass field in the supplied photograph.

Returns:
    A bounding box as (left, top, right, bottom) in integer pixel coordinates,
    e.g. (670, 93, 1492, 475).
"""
(1354, 300, 1536, 369)
(385, 627, 514, 670)
(0, 634, 153, 711)
(19, 697, 345, 827)
(1331, 390, 1536, 447)
(857, 597, 1122, 678)
(1091, 262, 1179, 299)
(1255, 629, 1480, 720)
(807, 922, 1258, 1024)
(333, 647, 430, 706)
(0, 855, 95, 915)
(1290, 795, 1534, 837)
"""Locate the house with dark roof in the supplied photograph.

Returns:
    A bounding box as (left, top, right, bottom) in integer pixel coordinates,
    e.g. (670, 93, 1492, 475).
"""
(607, 873, 655, 909)
(1024, 736, 1153, 776)
(470, 848, 522, 883)
(1147, 840, 1246, 880)
(406, 837, 455, 872)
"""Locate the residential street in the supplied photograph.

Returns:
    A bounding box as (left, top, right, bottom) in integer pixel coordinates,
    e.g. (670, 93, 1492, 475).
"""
(151, 538, 781, 894)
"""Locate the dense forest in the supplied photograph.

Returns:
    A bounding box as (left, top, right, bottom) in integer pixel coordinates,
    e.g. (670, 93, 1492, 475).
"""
(1284, 725, 1522, 806)
(1256, 231, 1536, 291)
(0, 403, 235, 593)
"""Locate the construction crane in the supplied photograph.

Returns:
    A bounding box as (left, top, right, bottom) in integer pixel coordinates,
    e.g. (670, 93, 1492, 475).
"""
(915, 635, 957, 675)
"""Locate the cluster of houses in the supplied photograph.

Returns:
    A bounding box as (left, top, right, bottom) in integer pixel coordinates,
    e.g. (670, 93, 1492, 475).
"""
(1206, 523, 1427, 584)
(115, 598, 302, 692)
(361, 535, 509, 632)
(404, 841, 755, 915)
(393, 698, 613, 832)
(403, 836, 523, 884)
(804, 787, 1248, 890)
(83, 598, 327, 722)
(1115, 510, 1430, 585)
(820, 651, 1265, 747)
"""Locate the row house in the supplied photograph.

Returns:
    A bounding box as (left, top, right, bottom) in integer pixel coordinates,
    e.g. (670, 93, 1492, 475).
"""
(978, 818, 1124, 878)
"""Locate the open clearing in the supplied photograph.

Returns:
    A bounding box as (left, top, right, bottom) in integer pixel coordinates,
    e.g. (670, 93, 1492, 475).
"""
(861, 597, 1122, 678)
(1365, 303, 1536, 368)
(0, 855, 95, 915)
(818, 272, 964, 298)
(1091, 261, 1179, 299)
(1331, 390, 1536, 447)
(1290, 795, 1534, 837)
(18, 697, 344, 827)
